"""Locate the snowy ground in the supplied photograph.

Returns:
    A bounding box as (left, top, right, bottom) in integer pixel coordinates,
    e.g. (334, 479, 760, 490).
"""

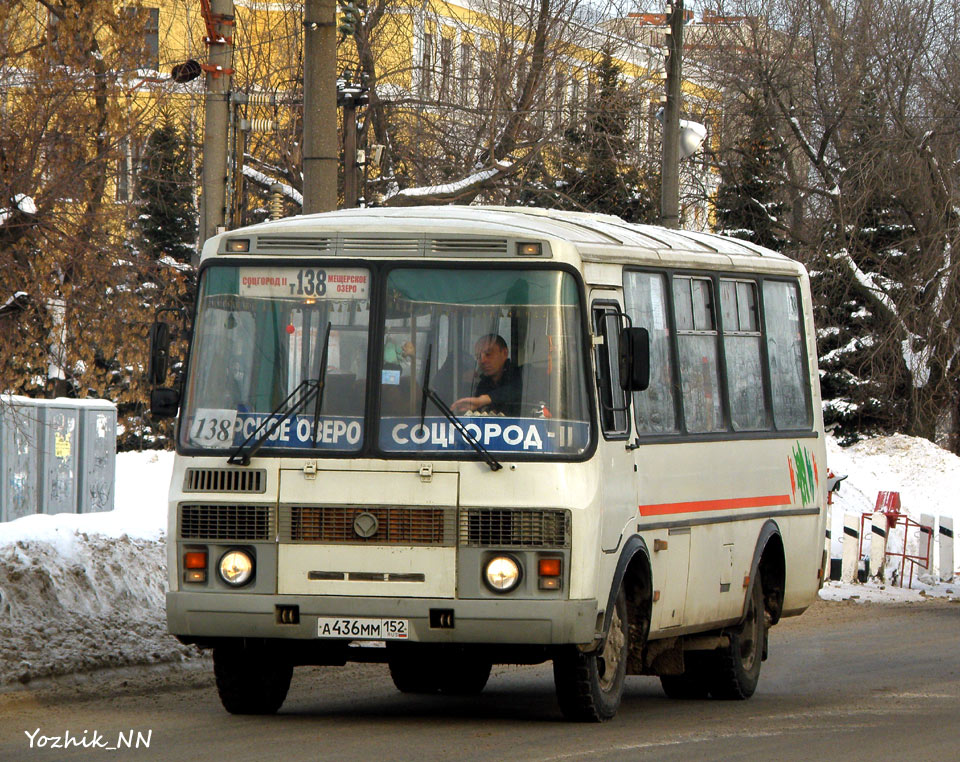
(823, 434, 960, 603)
(0, 436, 957, 687)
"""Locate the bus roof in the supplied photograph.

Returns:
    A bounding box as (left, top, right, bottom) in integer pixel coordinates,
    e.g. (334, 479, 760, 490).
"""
(207, 205, 796, 267)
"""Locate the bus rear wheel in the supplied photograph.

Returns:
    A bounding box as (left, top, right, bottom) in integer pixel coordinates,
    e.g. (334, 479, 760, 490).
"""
(705, 576, 765, 700)
(213, 645, 293, 715)
(553, 588, 628, 722)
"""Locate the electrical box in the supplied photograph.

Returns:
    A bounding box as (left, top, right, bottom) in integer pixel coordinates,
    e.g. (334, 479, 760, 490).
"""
(2, 397, 118, 522)
(37, 399, 80, 515)
(77, 401, 117, 513)
(0, 396, 40, 522)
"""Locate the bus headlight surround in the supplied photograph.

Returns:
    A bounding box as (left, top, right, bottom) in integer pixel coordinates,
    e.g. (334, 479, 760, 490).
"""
(484, 555, 522, 593)
(218, 549, 255, 587)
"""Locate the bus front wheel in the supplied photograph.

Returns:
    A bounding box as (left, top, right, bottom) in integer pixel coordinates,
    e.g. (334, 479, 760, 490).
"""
(213, 645, 293, 715)
(553, 588, 628, 722)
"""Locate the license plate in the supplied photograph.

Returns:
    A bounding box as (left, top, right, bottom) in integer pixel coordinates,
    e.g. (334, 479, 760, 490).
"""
(316, 617, 408, 640)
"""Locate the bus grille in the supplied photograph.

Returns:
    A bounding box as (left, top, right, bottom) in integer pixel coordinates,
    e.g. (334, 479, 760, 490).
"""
(340, 238, 421, 254)
(281, 506, 456, 546)
(257, 235, 332, 252)
(460, 509, 571, 548)
(179, 504, 274, 541)
(428, 238, 508, 255)
(183, 468, 266, 494)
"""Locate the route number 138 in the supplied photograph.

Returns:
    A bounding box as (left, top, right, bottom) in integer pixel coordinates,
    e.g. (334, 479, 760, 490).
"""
(290, 269, 327, 297)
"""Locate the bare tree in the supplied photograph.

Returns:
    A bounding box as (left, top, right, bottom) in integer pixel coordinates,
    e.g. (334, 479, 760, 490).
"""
(229, 2, 306, 221)
(0, 1, 192, 446)
(689, 0, 960, 449)
(339, 0, 657, 204)
(218, 0, 660, 210)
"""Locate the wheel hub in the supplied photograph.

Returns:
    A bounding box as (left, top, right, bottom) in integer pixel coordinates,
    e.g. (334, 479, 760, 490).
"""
(740, 593, 761, 671)
(598, 606, 625, 692)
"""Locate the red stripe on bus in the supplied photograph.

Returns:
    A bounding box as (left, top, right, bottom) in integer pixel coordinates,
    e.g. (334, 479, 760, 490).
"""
(639, 494, 792, 516)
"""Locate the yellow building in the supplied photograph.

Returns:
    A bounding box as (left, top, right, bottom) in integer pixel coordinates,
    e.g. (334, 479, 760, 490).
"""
(4, 1, 719, 225)
(136, 0, 687, 213)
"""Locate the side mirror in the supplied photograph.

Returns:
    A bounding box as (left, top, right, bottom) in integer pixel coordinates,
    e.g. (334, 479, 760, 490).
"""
(150, 388, 180, 419)
(148, 321, 171, 386)
(618, 327, 650, 392)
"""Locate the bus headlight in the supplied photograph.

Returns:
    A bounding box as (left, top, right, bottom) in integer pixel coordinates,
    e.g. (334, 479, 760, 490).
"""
(218, 549, 254, 587)
(484, 555, 521, 593)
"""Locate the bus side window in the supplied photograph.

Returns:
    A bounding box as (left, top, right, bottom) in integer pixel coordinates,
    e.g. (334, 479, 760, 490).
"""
(624, 271, 677, 434)
(674, 276, 724, 433)
(720, 279, 768, 431)
(763, 280, 812, 429)
(592, 304, 629, 438)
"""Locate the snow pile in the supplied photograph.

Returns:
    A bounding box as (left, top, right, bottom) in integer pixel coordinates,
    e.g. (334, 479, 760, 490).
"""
(0, 452, 196, 686)
(825, 434, 959, 530)
(822, 434, 960, 602)
(818, 579, 957, 604)
(0, 534, 194, 685)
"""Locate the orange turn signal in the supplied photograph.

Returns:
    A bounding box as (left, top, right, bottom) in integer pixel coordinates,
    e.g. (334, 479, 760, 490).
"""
(184, 551, 207, 569)
(538, 558, 562, 577)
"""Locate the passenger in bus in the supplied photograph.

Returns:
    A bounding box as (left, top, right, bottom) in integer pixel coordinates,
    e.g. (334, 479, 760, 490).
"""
(452, 334, 523, 416)
(383, 337, 415, 373)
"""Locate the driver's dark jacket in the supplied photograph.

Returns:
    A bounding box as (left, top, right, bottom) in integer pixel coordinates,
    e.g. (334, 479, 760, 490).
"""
(474, 359, 523, 416)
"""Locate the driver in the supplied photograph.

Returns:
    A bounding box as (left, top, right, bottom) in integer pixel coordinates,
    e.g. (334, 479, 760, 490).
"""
(452, 334, 523, 416)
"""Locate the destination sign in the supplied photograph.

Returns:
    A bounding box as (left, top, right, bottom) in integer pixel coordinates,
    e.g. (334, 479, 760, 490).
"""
(380, 416, 590, 454)
(186, 411, 589, 454)
(188, 410, 363, 450)
(238, 267, 369, 300)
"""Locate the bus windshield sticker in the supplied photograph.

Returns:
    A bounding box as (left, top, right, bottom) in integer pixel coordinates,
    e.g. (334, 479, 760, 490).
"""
(238, 267, 369, 300)
(189, 408, 240, 447)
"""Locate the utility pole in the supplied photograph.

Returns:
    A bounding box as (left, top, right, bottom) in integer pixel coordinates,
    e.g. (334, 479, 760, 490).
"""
(303, 0, 339, 213)
(343, 95, 358, 207)
(338, 72, 369, 208)
(660, 0, 684, 230)
(199, 0, 235, 262)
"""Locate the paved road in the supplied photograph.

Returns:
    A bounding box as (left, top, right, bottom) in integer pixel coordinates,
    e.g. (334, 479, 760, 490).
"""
(1, 599, 958, 762)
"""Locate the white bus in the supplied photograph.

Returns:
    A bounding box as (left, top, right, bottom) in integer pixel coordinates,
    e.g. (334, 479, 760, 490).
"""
(151, 206, 828, 721)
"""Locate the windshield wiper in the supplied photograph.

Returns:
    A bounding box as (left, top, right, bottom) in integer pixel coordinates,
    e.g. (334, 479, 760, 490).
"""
(419, 343, 502, 472)
(228, 322, 331, 466)
(311, 322, 332, 448)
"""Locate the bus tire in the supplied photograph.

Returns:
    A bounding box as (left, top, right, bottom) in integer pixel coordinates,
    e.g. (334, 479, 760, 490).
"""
(438, 657, 492, 695)
(707, 576, 765, 700)
(553, 588, 628, 722)
(388, 648, 491, 695)
(213, 645, 292, 715)
(388, 651, 439, 694)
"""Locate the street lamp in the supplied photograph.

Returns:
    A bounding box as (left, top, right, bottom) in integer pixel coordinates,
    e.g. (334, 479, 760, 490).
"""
(657, 109, 708, 160)
(659, 0, 706, 229)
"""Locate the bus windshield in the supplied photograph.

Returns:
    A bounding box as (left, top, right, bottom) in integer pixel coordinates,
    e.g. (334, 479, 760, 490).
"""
(178, 264, 591, 458)
(378, 267, 591, 457)
(179, 265, 371, 454)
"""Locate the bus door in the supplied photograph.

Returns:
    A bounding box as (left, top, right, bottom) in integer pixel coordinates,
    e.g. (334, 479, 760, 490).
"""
(591, 294, 637, 553)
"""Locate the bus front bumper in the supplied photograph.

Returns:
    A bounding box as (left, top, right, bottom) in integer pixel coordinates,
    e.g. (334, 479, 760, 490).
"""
(167, 592, 598, 645)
